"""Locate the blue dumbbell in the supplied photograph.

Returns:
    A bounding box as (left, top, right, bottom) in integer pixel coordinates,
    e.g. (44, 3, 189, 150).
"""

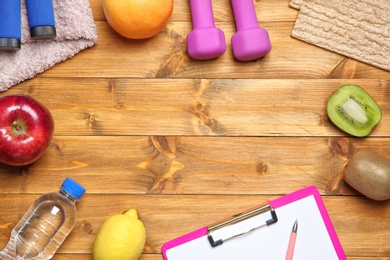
(26, 0, 56, 40)
(0, 0, 21, 51)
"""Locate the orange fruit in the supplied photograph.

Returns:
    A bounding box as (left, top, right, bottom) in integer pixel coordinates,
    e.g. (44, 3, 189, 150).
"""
(102, 0, 173, 39)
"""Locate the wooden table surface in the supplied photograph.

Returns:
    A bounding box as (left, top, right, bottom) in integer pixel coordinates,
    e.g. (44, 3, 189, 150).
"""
(1, 0, 389, 259)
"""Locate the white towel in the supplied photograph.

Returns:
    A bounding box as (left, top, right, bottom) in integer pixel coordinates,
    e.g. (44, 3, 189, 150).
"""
(0, 0, 98, 92)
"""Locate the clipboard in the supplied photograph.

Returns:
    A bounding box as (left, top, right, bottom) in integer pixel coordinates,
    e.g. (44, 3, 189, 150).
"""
(162, 186, 346, 260)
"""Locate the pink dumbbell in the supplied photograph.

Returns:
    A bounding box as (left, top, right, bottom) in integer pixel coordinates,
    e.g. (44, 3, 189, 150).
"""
(231, 0, 271, 61)
(187, 0, 226, 60)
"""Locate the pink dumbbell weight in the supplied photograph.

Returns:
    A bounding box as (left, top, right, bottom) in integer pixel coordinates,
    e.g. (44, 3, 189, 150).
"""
(187, 0, 226, 60)
(231, 0, 271, 61)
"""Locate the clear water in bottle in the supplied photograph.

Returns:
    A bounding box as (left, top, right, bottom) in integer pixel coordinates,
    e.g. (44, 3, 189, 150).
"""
(0, 177, 86, 260)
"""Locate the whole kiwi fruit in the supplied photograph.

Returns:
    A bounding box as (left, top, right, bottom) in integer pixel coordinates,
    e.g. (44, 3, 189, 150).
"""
(344, 150, 390, 201)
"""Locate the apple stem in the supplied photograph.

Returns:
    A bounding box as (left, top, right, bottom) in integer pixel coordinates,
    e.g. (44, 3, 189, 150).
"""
(13, 121, 22, 132)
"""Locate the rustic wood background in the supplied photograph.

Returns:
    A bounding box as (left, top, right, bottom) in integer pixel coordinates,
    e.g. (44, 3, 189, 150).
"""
(0, 0, 389, 259)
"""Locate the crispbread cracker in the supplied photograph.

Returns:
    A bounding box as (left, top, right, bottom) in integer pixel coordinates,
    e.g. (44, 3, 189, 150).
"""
(291, 0, 390, 71)
(289, 0, 303, 9)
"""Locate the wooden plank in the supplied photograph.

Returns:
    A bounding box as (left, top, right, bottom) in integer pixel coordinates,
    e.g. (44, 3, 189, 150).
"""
(37, 0, 390, 80)
(89, 0, 300, 23)
(53, 254, 161, 259)
(53, 255, 390, 260)
(0, 195, 388, 258)
(2, 79, 389, 136)
(36, 21, 390, 79)
(0, 136, 389, 195)
(53, 0, 382, 78)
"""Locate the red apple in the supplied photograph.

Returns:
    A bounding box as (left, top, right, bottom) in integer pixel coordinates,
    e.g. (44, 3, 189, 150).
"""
(0, 95, 54, 166)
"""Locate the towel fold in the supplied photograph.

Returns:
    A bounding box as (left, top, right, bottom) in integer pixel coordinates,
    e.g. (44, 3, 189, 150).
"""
(0, 0, 98, 92)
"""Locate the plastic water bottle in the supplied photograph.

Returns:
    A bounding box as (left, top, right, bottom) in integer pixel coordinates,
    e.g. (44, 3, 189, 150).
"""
(0, 177, 86, 260)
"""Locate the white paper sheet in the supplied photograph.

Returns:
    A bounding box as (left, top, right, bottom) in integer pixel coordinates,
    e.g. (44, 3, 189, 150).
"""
(165, 195, 339, 260)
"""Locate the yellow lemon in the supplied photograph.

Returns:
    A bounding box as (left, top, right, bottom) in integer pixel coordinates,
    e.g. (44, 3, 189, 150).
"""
(93, 209, 146, 260)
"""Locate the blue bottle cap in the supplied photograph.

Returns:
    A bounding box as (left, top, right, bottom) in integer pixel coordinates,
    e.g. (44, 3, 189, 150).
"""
(61, 177, 86, 200)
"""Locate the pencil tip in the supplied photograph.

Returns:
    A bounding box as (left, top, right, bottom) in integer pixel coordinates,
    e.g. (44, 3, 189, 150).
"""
(292, 219, 298, 233)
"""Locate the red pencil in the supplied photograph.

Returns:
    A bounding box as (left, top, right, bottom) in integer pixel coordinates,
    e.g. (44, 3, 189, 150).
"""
(285, 220, 298, 260)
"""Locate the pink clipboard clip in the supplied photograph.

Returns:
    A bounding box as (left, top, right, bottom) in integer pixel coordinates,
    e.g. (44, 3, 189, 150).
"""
(162, 186, 346, 260)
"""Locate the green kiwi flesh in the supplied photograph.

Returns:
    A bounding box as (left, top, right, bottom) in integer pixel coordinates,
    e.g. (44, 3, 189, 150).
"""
(327, 84, 382, 137)
(344, 150, 390, 201)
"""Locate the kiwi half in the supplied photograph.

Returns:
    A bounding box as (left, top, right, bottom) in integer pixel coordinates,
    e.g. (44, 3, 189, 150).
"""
(326, 84, 382, 137)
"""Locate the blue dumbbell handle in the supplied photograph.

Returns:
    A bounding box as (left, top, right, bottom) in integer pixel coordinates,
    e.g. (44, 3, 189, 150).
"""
(26, 0, 56, 39)
(0, 0, 21, 51)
